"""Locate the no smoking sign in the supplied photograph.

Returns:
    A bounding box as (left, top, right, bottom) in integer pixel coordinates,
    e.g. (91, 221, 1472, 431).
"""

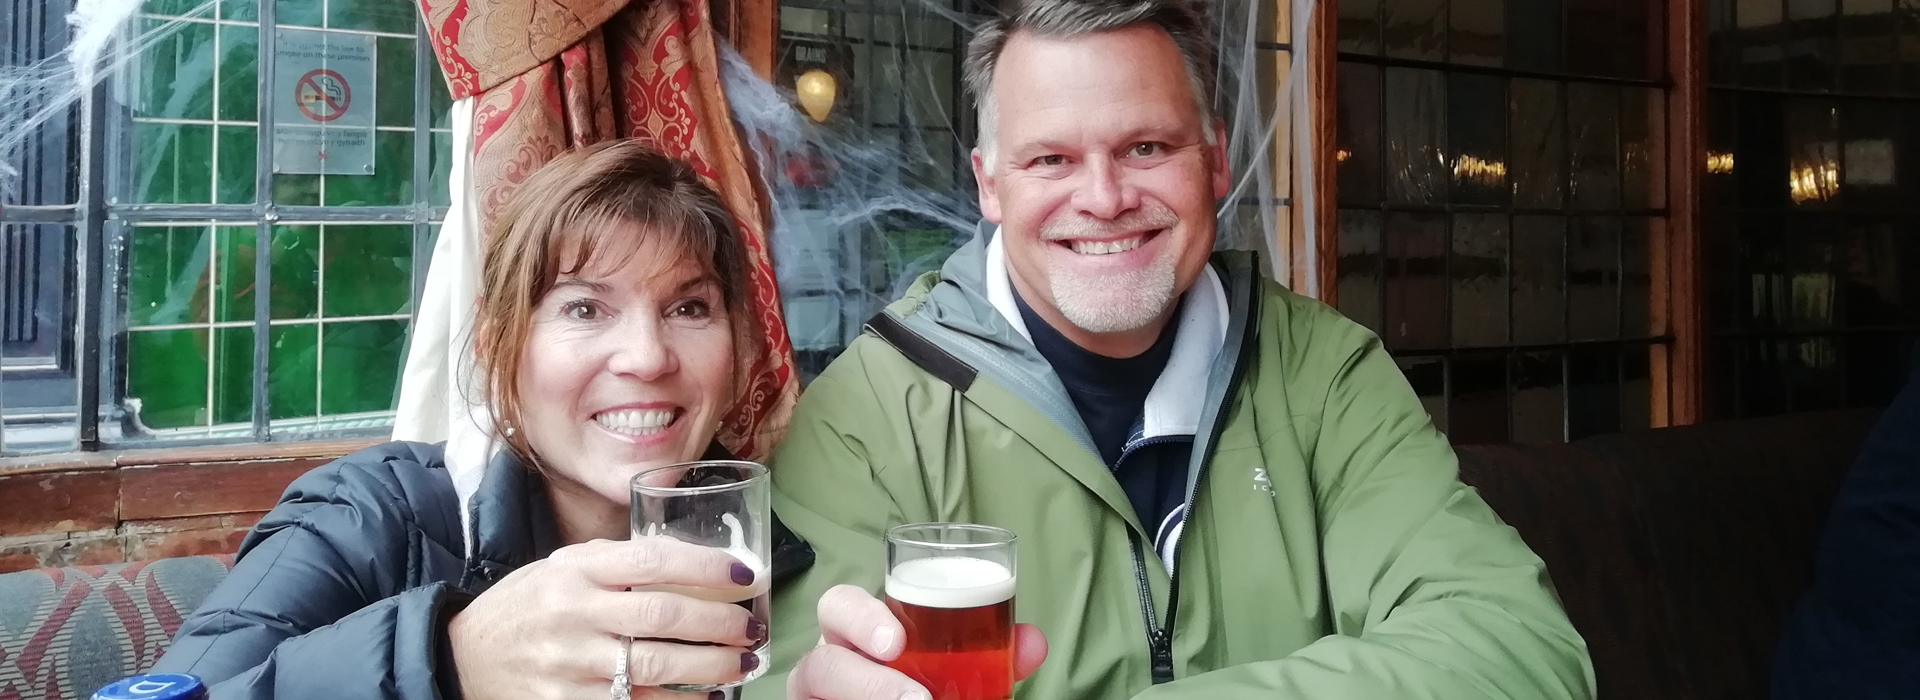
(272, 29, 374, 174)
(295, 69, 351, 123)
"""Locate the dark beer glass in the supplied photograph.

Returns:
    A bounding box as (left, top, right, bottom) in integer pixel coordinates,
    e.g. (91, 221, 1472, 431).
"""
(883, 523, 1017, 700)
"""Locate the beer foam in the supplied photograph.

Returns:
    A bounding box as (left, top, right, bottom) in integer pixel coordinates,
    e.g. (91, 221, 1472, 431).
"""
(885, 556, 1015, 609)
(632, 513, 769, 602)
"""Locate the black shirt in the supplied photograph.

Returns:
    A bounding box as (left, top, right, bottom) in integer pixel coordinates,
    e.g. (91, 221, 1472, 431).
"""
(1013, 291, 1195, 554)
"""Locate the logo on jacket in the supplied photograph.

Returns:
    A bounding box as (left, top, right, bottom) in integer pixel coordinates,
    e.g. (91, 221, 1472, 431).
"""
(1252, 467, 1274, 494)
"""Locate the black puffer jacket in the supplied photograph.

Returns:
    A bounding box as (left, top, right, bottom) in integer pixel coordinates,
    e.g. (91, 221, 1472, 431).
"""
(152, 441, 811, 699)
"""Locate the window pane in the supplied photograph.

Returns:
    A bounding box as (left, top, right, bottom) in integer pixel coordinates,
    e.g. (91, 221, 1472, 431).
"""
(1839, 101, 1900, 209)
(1621, 0, 1666, 80)
(3, 225, 72, 368)
(1788, 336, 1844, 411)
(1705, 91, 1739, 207)
(1568, 348, 1621, 439)
(1385, 68, 1447, 205)
(1568, 216, 1621, 341)
(328, 0, 417, 33)
(1710, 0, 1740, 83)
(322, 131, 414, 205)
(1841, 0, 1900, 93)
(1622, 217, 1656, 339)
(375, 37, 417, 128)
(1568, 83, 1622, 210)
(1451, 213, 1510, 347)
(1449, 355, 1510, 444)
(1384, 212, 1449, 350)
(1840, 217, 1903, 326)
(1340, 0, 1383, 53)
(1511, 79, 1566, 208)
(1338, 64, 1383, 206)
(1448, 73, 1507, 206)
(1780, 214, 1839, 329)
(1737, 0, 1788, 87)
(321, 225, 413, 317)
(1565, 0, 1618, 76)
(1384, 0, 1446, 61)
(1508, 0, 1564, 72)
(270, 323, 320, 419)
(319, 319, 405, 414)
(1621, 87, 1666, 210)
(134, 123, 215, 204)
(1337, 210, 1385, 334)
(127, 226, 212, 328)
(213, 326, 254, 424)
(1511, 351, 1565, 441)
(136, 18, 216, 121)
(127, 328, 210, 429)
(1513, 215, 1568, 344)
(217, 24, 259, 122)
(1451, 0, 1505, 68)
(1785, 99, 1841, 207)
(1787, 0, 1839, 91)
(1735, 92, 1789, 207)
(1622, 346, 1652, 430)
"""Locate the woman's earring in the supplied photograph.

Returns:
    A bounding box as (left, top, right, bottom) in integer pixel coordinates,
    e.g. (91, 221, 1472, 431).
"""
(502, 422, 516, 437)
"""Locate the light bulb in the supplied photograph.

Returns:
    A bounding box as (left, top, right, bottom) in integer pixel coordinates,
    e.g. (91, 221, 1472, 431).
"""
(796, 69, 837, 123)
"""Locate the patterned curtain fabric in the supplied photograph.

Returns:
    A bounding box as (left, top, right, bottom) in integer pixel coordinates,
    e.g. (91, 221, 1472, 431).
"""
(414, 0, 797, 459)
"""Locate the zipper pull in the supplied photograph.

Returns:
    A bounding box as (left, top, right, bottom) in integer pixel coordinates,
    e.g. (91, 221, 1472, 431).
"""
(1149, 628, 1174, 684)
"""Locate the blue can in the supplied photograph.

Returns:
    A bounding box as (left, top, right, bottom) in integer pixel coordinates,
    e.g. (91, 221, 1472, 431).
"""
(91, 673, 208, 700)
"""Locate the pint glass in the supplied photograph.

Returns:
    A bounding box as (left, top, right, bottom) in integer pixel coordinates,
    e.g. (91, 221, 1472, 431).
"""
(883, 523, 1017, 700)
(630, 461, 770, 691)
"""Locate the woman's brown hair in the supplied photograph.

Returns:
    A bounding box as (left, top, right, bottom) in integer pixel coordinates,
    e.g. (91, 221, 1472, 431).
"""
(472, 139, 755, 467)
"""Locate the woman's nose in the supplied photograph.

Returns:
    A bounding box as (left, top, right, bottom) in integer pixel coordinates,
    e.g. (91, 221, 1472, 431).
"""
(603, 320, 678, 381)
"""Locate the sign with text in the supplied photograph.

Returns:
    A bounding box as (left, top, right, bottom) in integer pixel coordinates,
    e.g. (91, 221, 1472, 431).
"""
(273, 29, 375, 175)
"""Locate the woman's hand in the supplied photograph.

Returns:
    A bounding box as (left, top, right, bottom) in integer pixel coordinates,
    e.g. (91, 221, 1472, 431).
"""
(449, 537, 765, 700)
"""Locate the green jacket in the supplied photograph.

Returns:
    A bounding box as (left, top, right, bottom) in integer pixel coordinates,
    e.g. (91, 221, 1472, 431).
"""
(754, 230, 1594, 699)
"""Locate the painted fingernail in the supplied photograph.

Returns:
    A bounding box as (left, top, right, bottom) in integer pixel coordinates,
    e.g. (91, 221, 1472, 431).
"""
(740, 651, 761, 673)
(873, 626, 898, 655)
(730, 562, 755, 586)
(746, 617, 768, 643)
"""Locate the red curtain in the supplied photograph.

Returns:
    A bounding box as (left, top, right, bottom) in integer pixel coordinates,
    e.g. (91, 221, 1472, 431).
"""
(417, 0, 797, 460)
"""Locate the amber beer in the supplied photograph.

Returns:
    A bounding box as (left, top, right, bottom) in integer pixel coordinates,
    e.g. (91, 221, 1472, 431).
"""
(883, 524, 1018, 700)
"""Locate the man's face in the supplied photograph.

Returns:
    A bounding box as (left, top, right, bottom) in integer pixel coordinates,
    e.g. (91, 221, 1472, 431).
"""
(973, 25, 1229, 354)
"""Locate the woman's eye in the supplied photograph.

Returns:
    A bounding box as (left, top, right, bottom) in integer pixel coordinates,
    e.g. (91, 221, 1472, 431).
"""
(670, 299, 712, 319)
(1129, 142, 1162, 157)
(562, 301, 602, 320)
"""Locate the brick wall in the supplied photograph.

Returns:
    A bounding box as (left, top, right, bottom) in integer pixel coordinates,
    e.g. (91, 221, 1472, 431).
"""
(0, 439, 382, 573)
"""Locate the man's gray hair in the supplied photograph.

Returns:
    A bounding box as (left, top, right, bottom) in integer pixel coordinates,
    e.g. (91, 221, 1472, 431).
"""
(964, 0, 1217, 170)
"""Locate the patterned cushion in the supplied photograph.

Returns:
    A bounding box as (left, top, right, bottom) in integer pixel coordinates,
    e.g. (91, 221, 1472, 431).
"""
(0, 556, 233, 700)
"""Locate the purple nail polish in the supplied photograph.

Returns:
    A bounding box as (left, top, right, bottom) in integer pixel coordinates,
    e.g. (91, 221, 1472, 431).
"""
(740, 651, 761, 673)
(730, 562, 754, 586)
(746, 617, 768, 643)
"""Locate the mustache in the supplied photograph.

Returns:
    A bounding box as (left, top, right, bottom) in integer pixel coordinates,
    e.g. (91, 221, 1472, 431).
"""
(1040, 207, 1179, 241)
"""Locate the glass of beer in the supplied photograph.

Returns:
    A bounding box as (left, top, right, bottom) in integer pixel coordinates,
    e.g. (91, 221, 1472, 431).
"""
(630, 460, 770, 691)
(883, 523, 1017, 700)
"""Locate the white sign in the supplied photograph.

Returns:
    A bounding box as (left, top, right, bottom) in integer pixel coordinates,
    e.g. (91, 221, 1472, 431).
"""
(273, 29, 375, 175)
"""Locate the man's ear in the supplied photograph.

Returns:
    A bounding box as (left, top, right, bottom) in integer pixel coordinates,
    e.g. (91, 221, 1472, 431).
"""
(972, 148, 1003, 223)
(1210, 119, 1231, 200)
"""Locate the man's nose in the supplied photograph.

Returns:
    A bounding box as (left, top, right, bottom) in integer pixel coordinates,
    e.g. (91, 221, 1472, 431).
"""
(604, 319, 677, 381)
(1073, 158, 1139, 220)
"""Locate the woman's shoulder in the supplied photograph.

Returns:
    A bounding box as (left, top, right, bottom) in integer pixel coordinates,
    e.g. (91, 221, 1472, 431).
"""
(250, 441, 464, 552)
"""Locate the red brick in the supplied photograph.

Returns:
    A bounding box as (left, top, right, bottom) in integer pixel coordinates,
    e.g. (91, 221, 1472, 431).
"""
(0, 470, 119, 536)
(122, 513, 264, 561)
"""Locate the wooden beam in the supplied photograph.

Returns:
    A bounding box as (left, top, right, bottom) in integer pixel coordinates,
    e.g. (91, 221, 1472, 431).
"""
(716, 0, 778, 81)
(1657, 0, 1706, 427)
(1308, 0, 1339, 300)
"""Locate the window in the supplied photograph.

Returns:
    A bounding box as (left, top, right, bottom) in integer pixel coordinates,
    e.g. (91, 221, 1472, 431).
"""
(1, 0, 451, 455)
(1703, 0, 1920, 417)
(1333, 0, 1671, 443)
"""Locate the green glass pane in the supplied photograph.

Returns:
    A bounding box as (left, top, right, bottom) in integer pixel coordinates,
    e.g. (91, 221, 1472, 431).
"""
(323, 225, 412, 316)
(272, 173, 321, 205)
(215, 226, 254, 322)
(144, 0, 213, 21)
(216, 126, 258, 204)
(272, 225, 322, 319)
(430, 130, 451, 207)
(127, 226, 212, 327)
(275, 0, 323, 27)
(322, 130, 412, 205)
(213, 326, 254, 424)
(270, 323, 320, 419)
(221, 0, 258, 21)
(375, 37, 416, 127)
(430, 73, 452, 128)
(127, 329, 210, 429)
(217, 24, 259, 121)
(320, 320, 405, 414)
(327, 0, 418, 33)
(134, 122, 214, 204)
(138, 19, 215, 120)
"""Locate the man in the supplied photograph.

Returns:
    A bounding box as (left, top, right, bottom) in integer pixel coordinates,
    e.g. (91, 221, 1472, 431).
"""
(757, 1, 1594, 698)
(1773, 346, 1920, 700)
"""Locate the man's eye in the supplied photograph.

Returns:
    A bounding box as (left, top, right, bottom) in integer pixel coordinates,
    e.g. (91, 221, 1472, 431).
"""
(1034, 155, 1066, 167)
(1130, 142, 1162, 157)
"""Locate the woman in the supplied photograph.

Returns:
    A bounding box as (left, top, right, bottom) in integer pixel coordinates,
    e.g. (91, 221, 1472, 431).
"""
(152, 140, 806, 700)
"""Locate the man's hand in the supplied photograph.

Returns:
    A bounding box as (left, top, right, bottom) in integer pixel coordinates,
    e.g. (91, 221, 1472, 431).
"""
(787, 585, 1047, 700)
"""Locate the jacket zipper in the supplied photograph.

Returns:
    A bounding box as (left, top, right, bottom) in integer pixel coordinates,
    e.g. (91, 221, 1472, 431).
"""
(1128, 263, 1260, 686)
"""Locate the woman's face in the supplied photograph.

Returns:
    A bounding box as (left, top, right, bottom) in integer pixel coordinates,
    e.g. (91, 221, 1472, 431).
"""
(515, 226, 736, 510)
